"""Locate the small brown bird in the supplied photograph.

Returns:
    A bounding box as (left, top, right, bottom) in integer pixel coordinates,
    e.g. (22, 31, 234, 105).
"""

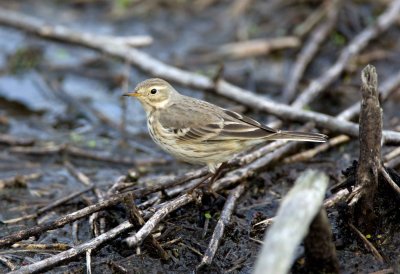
(124, 78, 327, 174)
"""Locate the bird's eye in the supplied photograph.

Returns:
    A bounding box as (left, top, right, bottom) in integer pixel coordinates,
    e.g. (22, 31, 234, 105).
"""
(150, 88, 157, 94)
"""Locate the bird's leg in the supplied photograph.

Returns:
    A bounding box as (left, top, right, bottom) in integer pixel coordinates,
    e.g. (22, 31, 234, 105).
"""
(206, 162, 227, 190)
(187, 162, 228, 195)
(187, 172, 214, 194)
(202, 162, 229, 200)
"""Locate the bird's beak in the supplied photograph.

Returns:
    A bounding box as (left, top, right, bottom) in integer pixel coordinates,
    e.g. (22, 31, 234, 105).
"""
(122, 90, 141, 97)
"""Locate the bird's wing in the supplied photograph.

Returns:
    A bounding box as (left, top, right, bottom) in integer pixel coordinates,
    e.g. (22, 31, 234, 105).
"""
(218, 109, 279, 140)
(157, 99, 279, 143)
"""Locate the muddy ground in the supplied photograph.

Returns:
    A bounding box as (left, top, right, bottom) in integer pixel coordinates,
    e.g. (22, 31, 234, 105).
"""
(0, 0, 400, 273)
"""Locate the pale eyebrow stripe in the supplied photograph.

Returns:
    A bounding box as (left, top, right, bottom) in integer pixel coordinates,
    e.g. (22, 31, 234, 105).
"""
(149, 85, 167, 90)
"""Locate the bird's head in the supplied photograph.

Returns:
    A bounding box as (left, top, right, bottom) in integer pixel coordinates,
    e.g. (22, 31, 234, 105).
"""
(123, 78, 177, 112)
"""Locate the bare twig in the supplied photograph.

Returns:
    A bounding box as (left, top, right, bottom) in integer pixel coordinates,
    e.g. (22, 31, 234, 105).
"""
(254, 170, 329, 274)
(0, 168, 212, 248)
(8, 222, 134, 274)
(282, 67, 400, 164)
(213, 142, 299, 192)
(369, 268, 395, 274)
(0, 172, 41, 190)
(2, 185, 94, 224)
(293, 1, 330, 38)
(65, 161, 106, 235)
(0, 256, 16, 271)
(123, 193, 169, 260)
(291, 0, 400, 109)
(0, 193, 130, 248)
(383, 147, 400, 163)
(0, 134, 34, 146)
(86, 249, 92, 274)
(11, 243, 71, 251)
(10, 144, 164, 166)
(125, 193, 199, 246)
(338, 69, 400, 121)
(209, 37, 300, 60)
(386, 156, 400, 169)
(284, 0, 340, 102)
(0, 8, 151, 48)
(198, 184, 246, 268)
(253, 217, 274, 228)
(283, 135, 349, 164)
(348, 223, 384, 263)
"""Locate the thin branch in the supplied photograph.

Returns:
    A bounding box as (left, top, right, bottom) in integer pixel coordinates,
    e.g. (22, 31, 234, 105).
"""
(125, 193, 198, 246)
(291, 0, 400, 109)
(10, 144, 165, 166)
(283, 134, 350, 164)
(0, 172, 41, 190)
(338, 69, 400, 121)
(383, 147, 400, 163)
(284, 0, 340, 102)
(0, 166, 211, 248)
(348, 223, 384, 263)
(198, 184, 246, 268)
(213, 142, 300, 191)
(205, 36, 300, 61)
(8, 222, 133, 274)
(123, 193, 169, 260)
(0, 134, 34, 146)
(0, 193, 130, 248)
(0, 256, 16, 271)
(2, 185, 94, 224)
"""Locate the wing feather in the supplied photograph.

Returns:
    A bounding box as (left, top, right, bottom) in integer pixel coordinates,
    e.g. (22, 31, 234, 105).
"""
(157, 99, 279, 143)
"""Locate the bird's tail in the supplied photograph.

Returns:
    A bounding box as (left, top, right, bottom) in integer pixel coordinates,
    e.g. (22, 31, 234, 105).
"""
(268, 131, 328, 142)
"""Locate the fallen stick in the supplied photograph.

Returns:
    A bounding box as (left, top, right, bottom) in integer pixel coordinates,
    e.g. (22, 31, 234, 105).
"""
(10, 143, 165, 166)
(348, 223, 384, 263)
(253, 170, 329, 274)
(0, 168, 209, 248)
(0, 193, 128, 248)
(282, 67, 400, 163)
(209, 36, 300, 60)
(1, 185, 94, 224)
(8, 221, 134, 274)
(283, 134, 350, 164)
(4, 193, 197, 272)
(338, 69, 400, 120)
(0, 172, 41, 190)
(291, 0, 400, 109)
(125, 193, 198, 246)
(0, 133, 34, 146)
(123, 193, 169, 260)
(0, 255, 16, 271)
(284, 0, 340, 102)
(197, 184, 246, 268)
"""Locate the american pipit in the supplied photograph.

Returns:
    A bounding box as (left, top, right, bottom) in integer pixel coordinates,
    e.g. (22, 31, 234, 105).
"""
(124, 78, 327, 176)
